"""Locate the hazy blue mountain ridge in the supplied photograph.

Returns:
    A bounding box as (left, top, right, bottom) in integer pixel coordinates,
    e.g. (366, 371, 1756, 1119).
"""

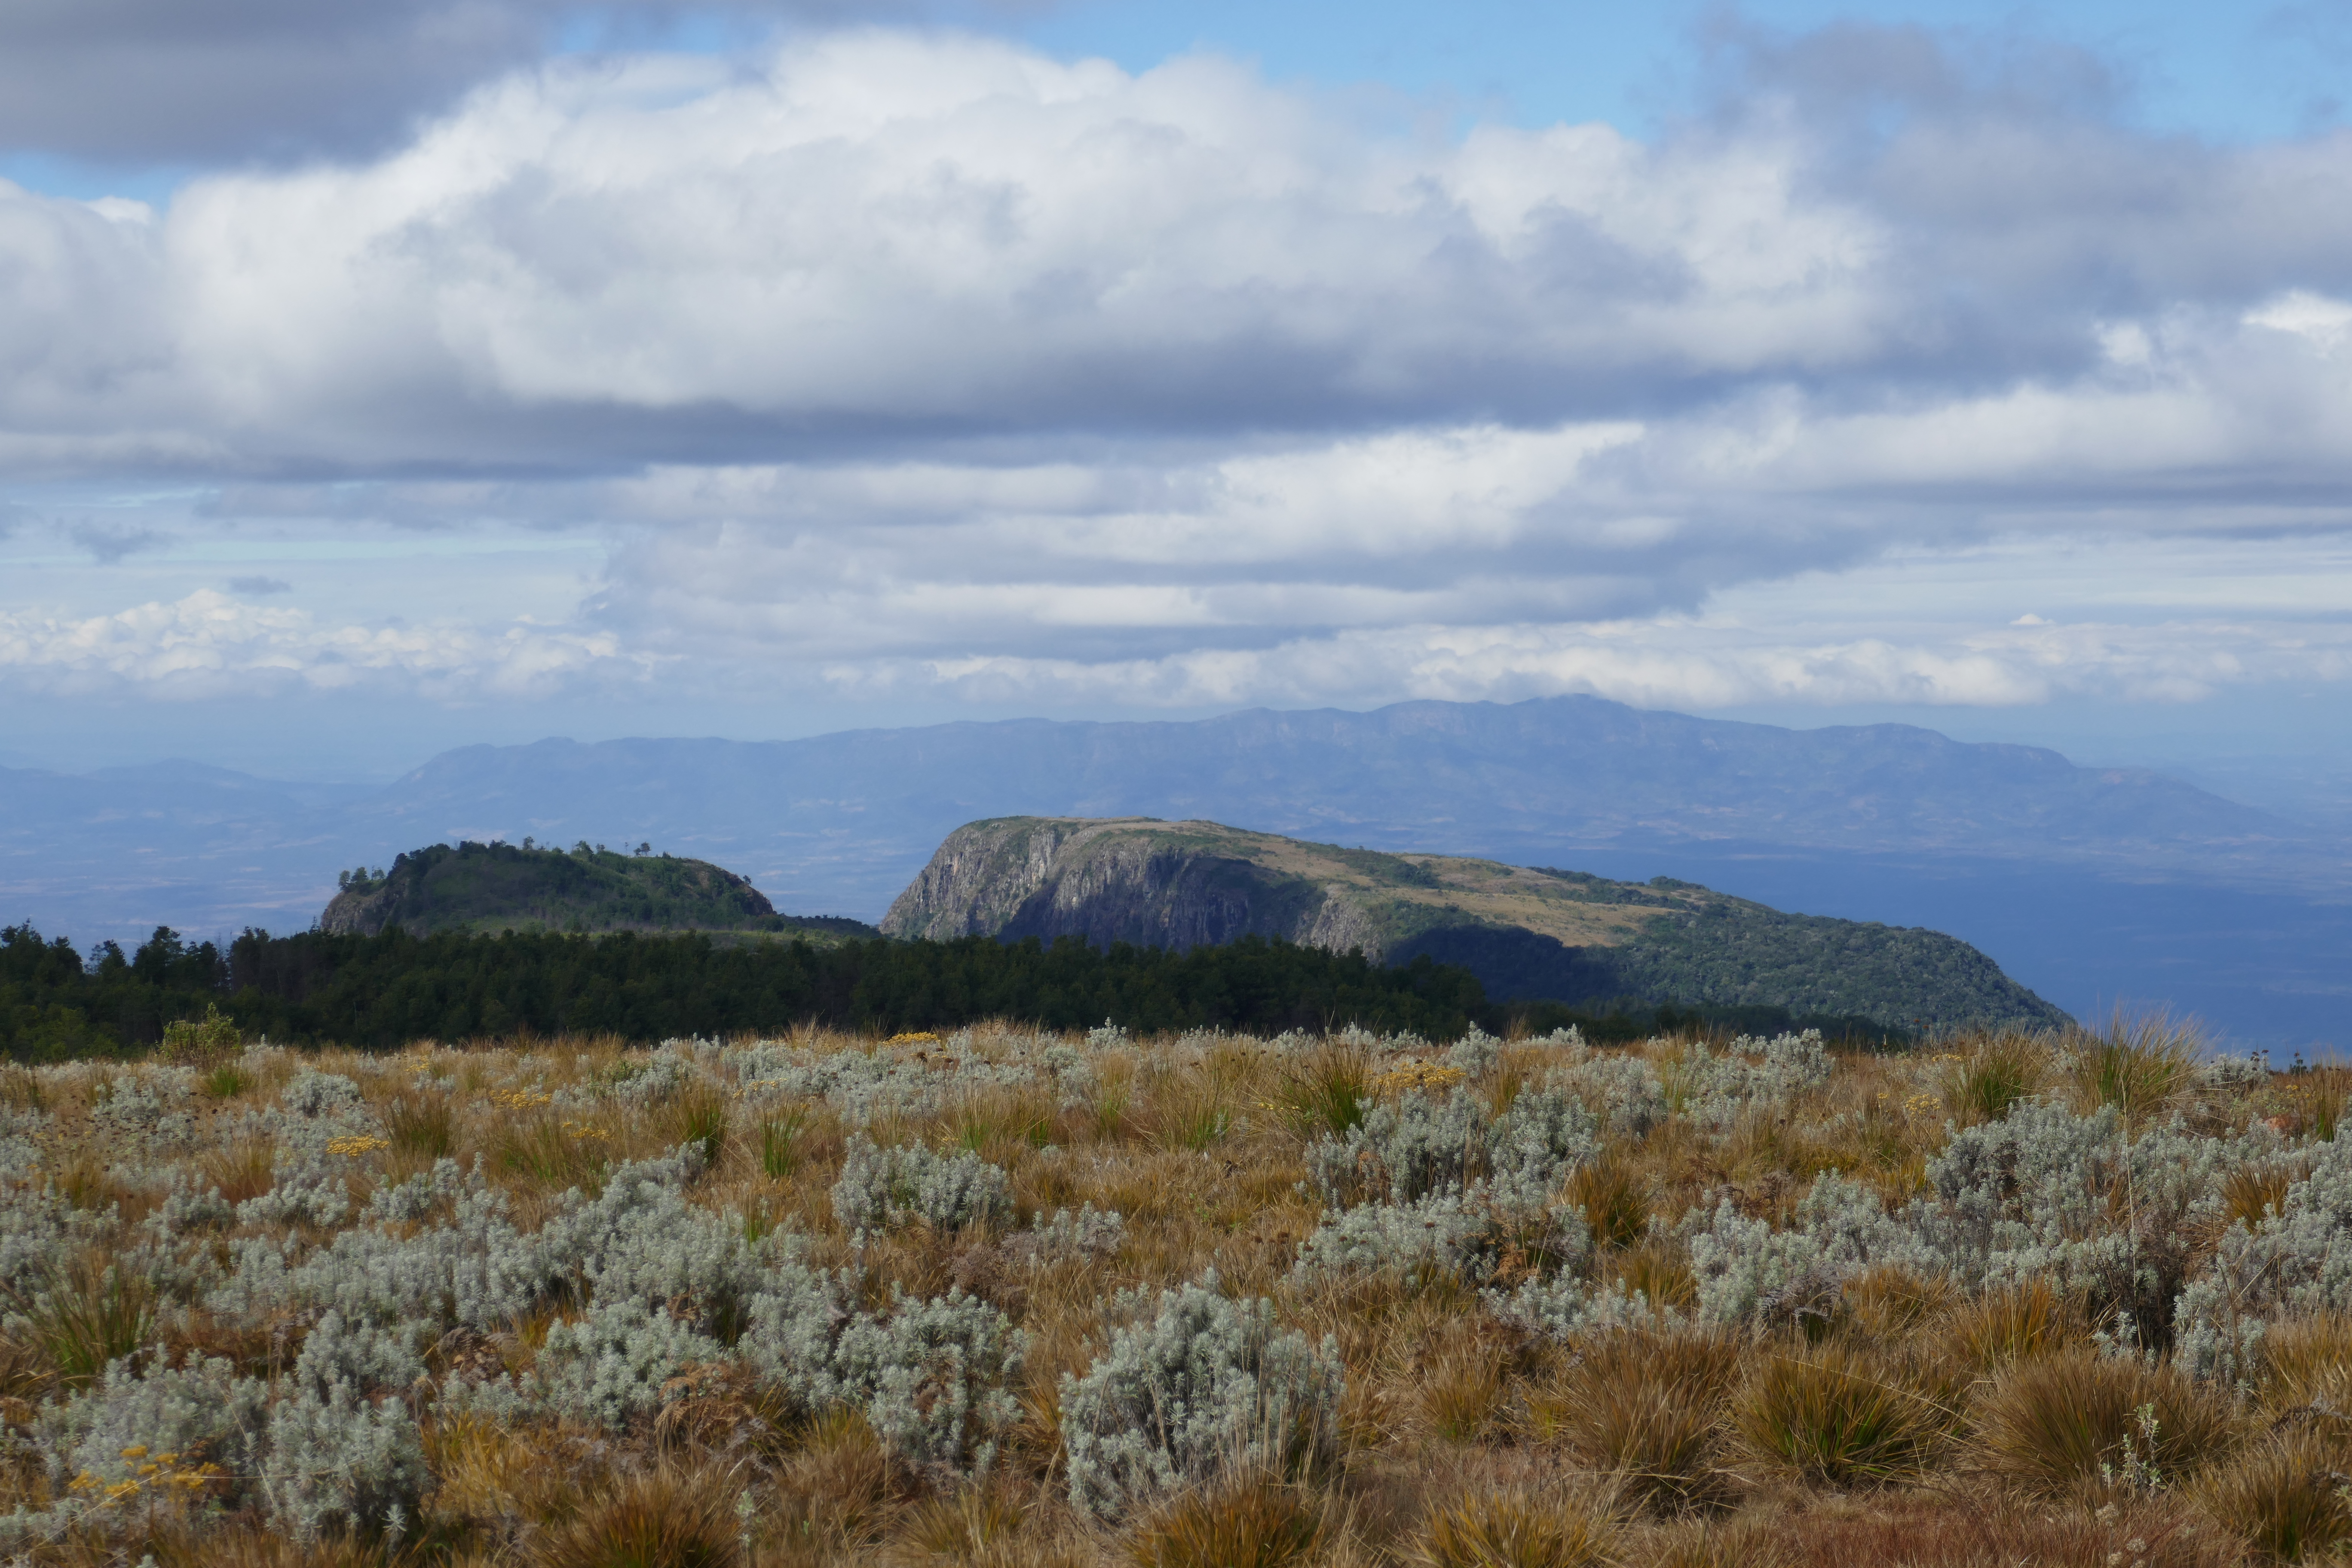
(1, 695, 2344, 1044)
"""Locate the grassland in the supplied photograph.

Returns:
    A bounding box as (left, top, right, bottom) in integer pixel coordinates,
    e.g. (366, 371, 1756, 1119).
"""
(0, 1017, 2342, 1566)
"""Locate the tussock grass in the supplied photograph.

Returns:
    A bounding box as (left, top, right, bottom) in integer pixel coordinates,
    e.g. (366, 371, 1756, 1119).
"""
(2254, 1314, 2352, 1414)
(527, 1460, 741, 1568)
(1562, 1155, 1649, 1252)
(0, 1017, 2332, 1565)
(1972, 1351, 2237, 1497)
(2073, 1010, 2204, 1124)
(1527, 1329, 1740, 1513)
(1415, 1483, 1615, 1568)
(1733, 1341, 1952, 1486)
(9, 1251, 156, 1388)
(1274, 1039, 1374, 1139)
(2195, 1428, 2352, 1563)
(1938, 1277, 2086, 1371)
(1937, 1030, 2051, 1125)
(1127, 1474, 1328, 1568)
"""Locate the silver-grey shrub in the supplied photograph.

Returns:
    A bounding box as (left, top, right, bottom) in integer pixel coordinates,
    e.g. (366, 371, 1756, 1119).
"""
(1306, 1084, 1596, 1213)
(2177, 1132, 2352, 1382)
(260, 1380, 429, 1541)
(290, 1310, 426, 1400)
(536, 1147, 765, 1332)
(737, 1265, 1020, 1479)
(1306, 1087, 1486, 1208)
(38, 1353, 268, 1492)
(1684, 1173, 1930, 1330)
(1060, 1275, 1341, 1520)
(534, 1298, 723, 1429)
(1290, 1189, 1585, 1287)
(833, 1286, 1023, 1479)
(831, 1137, 1013, 1234)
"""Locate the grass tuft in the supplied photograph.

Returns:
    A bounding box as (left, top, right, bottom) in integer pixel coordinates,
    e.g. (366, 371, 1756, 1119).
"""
(759, 1106, 808, 1179)
(1939, 1277, 2086, 1371)
(2074, 1010, 2203, 1123)
(1127, 1473, 1326, 1568)
(1733, 1341, 1949, 1486)
(888, 1486, 1029, 1565)
(2257, 1315, 2352, 1414)
(10, 1251, 157, 1388)
(527, 1461, 741, 1568)
(385, 1090, 455, 1158)
(1936, 1030, 2051, 1124)
(1415, 1485, 1614, 1568)
(2197, 1428, 2352, 1563)
(1275, 1040, 1374, 1139)
(1562, 1157, 1650, 1252)
(1528, 1329, 1740, 1514)
(1972, 1350, 2235, 1496)
(672, 1085, 729, 1168)
(199, 1062, 251, 1099)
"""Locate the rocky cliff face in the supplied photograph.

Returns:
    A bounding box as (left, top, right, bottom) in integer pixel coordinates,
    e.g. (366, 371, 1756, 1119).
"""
(882, 818, 1375, 954)
(881, 816, 2073, 1030)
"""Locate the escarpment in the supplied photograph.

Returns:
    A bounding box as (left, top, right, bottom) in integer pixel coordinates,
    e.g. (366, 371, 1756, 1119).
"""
(883, 816, 2071, 1032)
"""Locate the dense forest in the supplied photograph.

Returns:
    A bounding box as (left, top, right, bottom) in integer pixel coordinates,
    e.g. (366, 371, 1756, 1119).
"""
(0, 922, 1910, 1057)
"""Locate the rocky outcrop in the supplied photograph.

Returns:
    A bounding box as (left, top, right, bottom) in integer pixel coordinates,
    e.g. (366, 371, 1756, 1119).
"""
(882, 815, 2074, 1031)
(883, 818, 1372, 955)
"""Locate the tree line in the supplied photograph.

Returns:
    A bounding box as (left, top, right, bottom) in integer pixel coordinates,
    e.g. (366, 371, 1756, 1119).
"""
(0, 921, 1911, 1059)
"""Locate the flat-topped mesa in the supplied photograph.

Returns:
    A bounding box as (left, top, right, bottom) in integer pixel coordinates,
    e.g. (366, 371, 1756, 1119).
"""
(321, 839, 812, 937)
(882, 815, 2071, 1033)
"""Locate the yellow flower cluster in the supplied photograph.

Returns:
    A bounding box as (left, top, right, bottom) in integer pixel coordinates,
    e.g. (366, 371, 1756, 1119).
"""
(886, 1031, 942, 1046)
(1369, 1060, 1467, 1096)
(325, 1134, 390, 1157)
(562, 1120, 610, 1142)
(69, 1446, 224, 1507)
(486, 1087, 553, 1110)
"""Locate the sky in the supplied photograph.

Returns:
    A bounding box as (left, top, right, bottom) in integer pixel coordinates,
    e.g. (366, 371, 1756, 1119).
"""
(3, 0, 2351, 815)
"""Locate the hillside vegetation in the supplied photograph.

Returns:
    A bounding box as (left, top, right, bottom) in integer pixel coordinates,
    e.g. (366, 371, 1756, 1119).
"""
(320, 841, 866, 939)
(0, 924, 1494, 1056)
(885, 817, 2067, 1031)
(0, 1016, 2337, 1566)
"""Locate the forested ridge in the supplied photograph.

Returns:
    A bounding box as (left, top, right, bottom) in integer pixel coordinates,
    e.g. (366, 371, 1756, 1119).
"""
(0, 922, 1914, 1057)
(0, 923, 1497, 1054)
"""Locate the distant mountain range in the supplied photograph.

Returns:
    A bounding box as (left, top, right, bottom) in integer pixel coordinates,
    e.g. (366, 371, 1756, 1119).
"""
(2, 695, 2345, 1044)
(885, 816, 2069, 1031)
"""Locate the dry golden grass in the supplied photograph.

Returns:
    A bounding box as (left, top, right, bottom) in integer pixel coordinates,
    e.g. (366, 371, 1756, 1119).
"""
(1525, 1328, 1741, 1513)
(1937, 1276, 2088, 1371)
(1971, 1351, 2239, 1497)
(1414, 1482, 1616, 1568)
(4, 1018, 2329, 1567)
(1733, 1340, 1955, 1487)
(1125, 1473, 1329, 1568)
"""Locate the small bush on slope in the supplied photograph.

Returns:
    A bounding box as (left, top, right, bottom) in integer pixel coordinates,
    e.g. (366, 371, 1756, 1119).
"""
(1060, 1275, 1342, 1521)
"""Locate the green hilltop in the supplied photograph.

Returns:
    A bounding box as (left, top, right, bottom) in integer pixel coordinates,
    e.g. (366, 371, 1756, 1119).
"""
(319, 840, 876, 941)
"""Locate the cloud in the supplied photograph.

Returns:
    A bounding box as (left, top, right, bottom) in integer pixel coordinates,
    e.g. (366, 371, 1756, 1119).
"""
(67, 519, 163, 563)
(5, 26, 2352, 723)
(0, 0, 992, 163)
(875, 614, 2352, 714)
(226, 575, 291, 594)
(0, 589, 648, 698)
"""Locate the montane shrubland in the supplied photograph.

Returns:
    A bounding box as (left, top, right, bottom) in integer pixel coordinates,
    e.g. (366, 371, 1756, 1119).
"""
(0, 1017, 2338, 1564)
